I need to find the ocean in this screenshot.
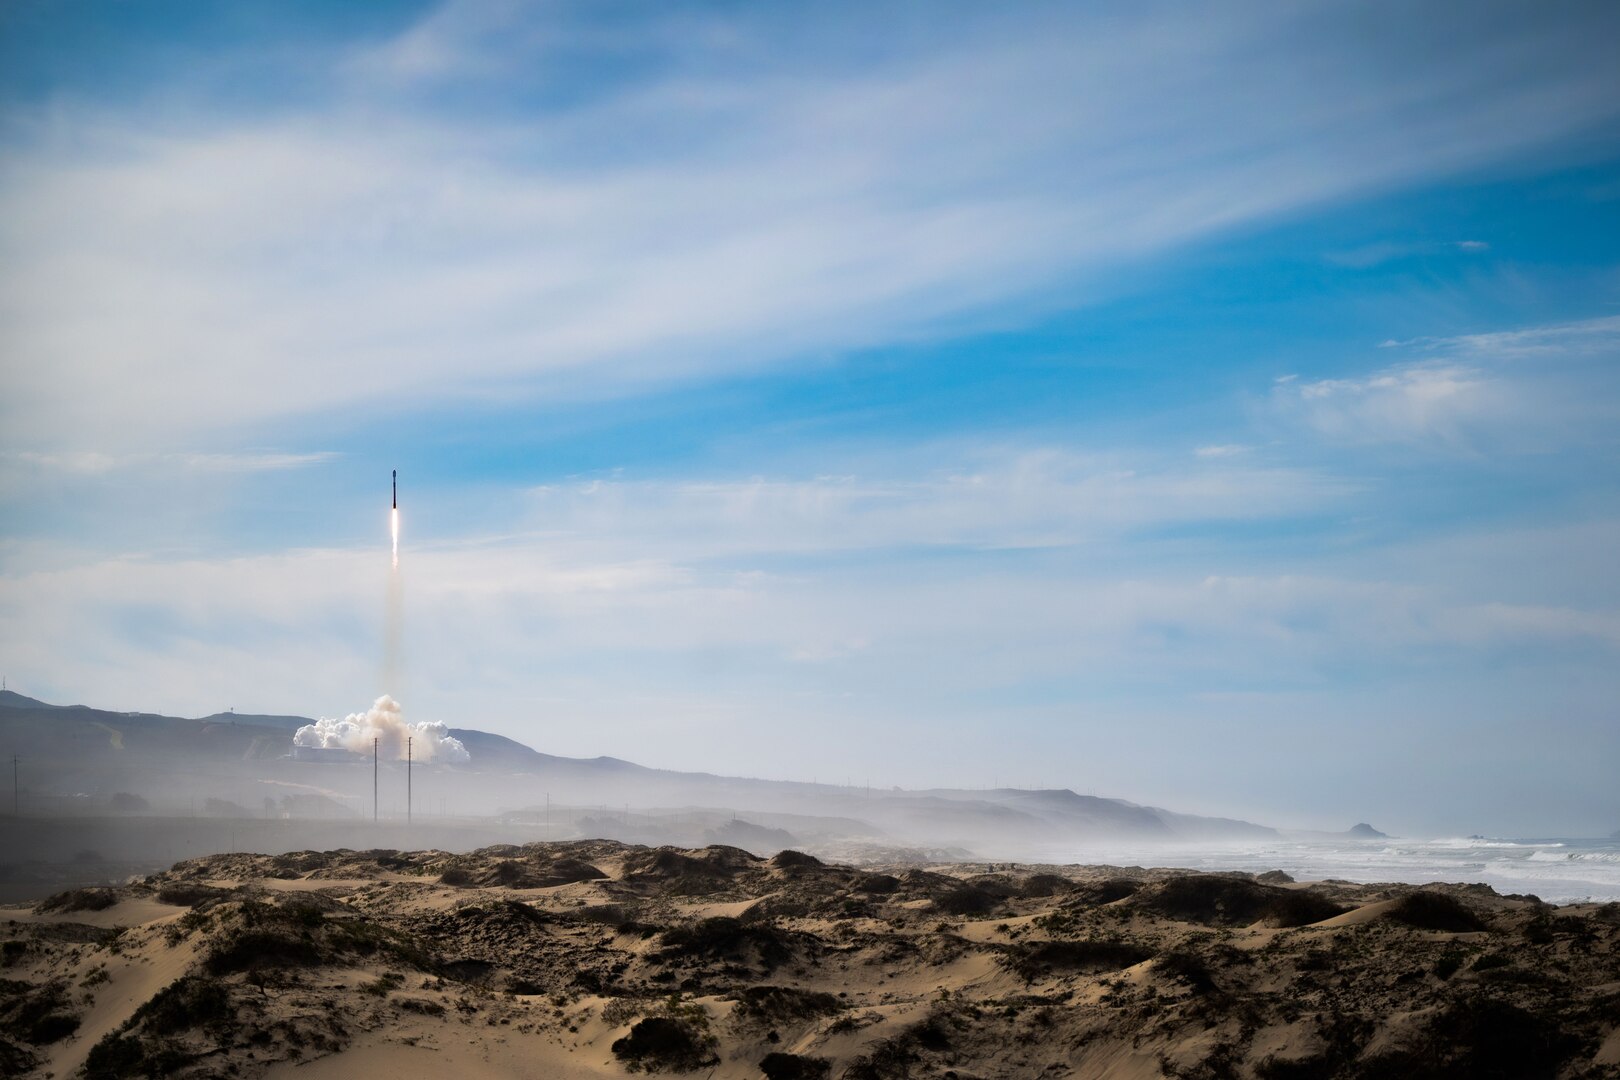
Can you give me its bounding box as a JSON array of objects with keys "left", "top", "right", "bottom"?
[{"left": 1049, "top": 835, "right": 1620, "bottom": 905}]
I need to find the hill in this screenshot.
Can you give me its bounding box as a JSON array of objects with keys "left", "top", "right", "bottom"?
[{"left": 0, "top": 692, "right": 1276, "bottom": 853}]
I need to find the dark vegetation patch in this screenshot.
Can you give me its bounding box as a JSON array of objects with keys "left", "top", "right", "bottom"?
[
  {"left": 1020, "top": 873, "right": 1073, "bottom": 898},
  {"left": 842, "top": 1014, "right": 959, "bottom": 1079},
  {"left": 83, "top": 1032, "right": 189, "bottom": 1080},
  {"left": 266, "top": 850, "right": 332, "bottom": 877},
  {"left": 398, "top": 997, "right": 445, "bottom": 1016},
  {"left": 610, "top": 1015, "right": 719, "bottom": 1072},
  {"left": 1474, "top": 965, "right": 1562, "bottom": 988},
  {"left": 658, "top": 917, "right": 803, "bottom": 973},
  {"left": 9, "top": 921, "right": 115, "bottom": 946},
  {"left": 619, "top": 847, "right": 767, "bottom": 899},
  {"left": 131, "top": 975, "right": 233, "bottom": 1036},
  {"left": 961, "top": 876, "right": 1020, "bottom": 899},
  {"left": 441, "top": 855, "right": 607, "bottom": 889},
  {"left": 360, "top": 972, "right": 405, "bottom": 997},
  {"left": 842, "top": 1037, "right": 918, "bottom": 1080},
  {"left": 691, "top": 845, "right": 766, "bottom": 872},
  {"left": 743, "top": 892, "right": 844, "bottom": 921},
  {"left": 443, "top": 959, "right": 497, "bottom": 985},
  {"left": 856, "top": 874, "right": 900, "bottom": 895},
  {"left": 1136, "top": 876, "right": 1344, "bottom": 927},
  {"left": 934, "top": 886, "right": 999, "bottom": 916},
  {"left": 1385, "top": 892, "right": 1488, "bottom": 933},
  {"left": 558, "top": 902, "right": 632, "bottom": 926},
  {"left": 622, "top": 846, "right": 761, "bottom": 884},
  {"left": 1261, "top": 890, "right": 1347, "bottom": 927},
  {"left": 1155, "top": 950, "right": 1219, "bottom": 995},
  {"left": 1066, "top": 878, "right": 1141, "bottom": 906},
  {"left": 35, "top": 886, "right": 119, "bottom": 913},
  {"left": 1520, "top": 912, "right": 1556, "bottom": 944},
  {"left": 154, "top": 883, "right": 232, "bottom": 909},
  {"left": 437, "top": 865, "right": 476, "bottom": 887},
  {"left": 1357, "top": 996, "right": 1572, "bottom": 1079},
  {"left": 1254, "top": 1055, "right": 1326, "bottom": 1079},
  {"left": 759, "top": 1050, "right": 831, "bottom": 1079},
  {"left": 451, "top": 899, "right": 551, "bottom": 929},
  {"left": 0, "top": 1035, "right": 36, "bottom": 1076},
  {"left": 1433, "top": 948, "right": 1466, "bottom": 980},
  {"left": 892, "top": 869, "right": 959, "bottom": 898},
  {"left": 770, "top": 850, "right": 823, "bottom": 869},
  {"left": 543, "top": 857, "right": 611, "bottom": 885},
  {"left": 728, "top": 984, "right": 843, "bottom": 1024},
  {"left": 0, "top": 978, "right": 79, "bottom": 1045},
  {"left": 1003, "top": 939, "right": 1154, "bottom": 980},
  {"left": 204, "top": 928, "right": 324, "bottom": 975},
  {"left": 202, "top": 897, "right": 437, "bottom": 977}
]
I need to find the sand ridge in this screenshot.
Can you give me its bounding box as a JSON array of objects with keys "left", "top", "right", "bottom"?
[{"left": 1, "top": 841, "right": 1616, "bottom": 1078}]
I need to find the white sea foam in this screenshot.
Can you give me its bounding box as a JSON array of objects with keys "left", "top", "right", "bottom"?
[
  {"left": 1527, "top": 849, "right": 1620, "bottom": 863},
  {"left": 1042, "top": 836, "right": 1620, "bottom": 904}
]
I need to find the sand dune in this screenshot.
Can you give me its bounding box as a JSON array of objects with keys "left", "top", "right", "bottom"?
[{"left": 2, "top": 841, "right": 1617, "bottom": 1078}]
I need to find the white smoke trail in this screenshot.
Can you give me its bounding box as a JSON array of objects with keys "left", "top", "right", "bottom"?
[
  {"left": 293, "top": 695, "right": 470, "bottom": 763},
  {"left": 384, "top": 554, "right": 402, "bottom": 698}
]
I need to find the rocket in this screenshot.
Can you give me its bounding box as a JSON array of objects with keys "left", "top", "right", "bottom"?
[{"left": 392, "top": 470, "right": 397, "bottom": 509}]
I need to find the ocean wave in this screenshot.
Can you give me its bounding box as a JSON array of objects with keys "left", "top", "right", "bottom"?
[
  {"left": 1048, "top": 839, "right": 1620, "bottom": 903},
  {"left": 1526, "top": 850, "right": 1620, "bottom": 864}
]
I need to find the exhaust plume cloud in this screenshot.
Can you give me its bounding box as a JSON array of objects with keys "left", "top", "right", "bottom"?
[{"left": 293, "top": 695, "right": 470, "bottom": 763}]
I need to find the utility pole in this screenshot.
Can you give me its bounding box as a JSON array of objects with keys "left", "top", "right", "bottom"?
[
  {"left": 407, "top": 736, "right": 412, "bottom": 825},
  {"left": 373, "top": 738, "right": 378, "bottom": 823}
]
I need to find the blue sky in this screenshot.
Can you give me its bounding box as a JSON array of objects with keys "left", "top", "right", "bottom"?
[{"left": 2, "top": 0, "right": 1619, "bottom": 835}]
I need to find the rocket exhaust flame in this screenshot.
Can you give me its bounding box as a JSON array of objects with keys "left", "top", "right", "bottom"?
[
  {"left": 390, "top": 469, "right": 399, "bottom": 567},
  {"left": 385, "top": 469, "right": 402, "bottom": 695}
]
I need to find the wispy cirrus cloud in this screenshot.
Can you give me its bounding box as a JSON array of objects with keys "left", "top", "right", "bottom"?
[
  {"left": 1377, "top": 314, "right": 1620, "bottom": 361},
  {"left": 524, "top": 449, "right": 1353, "bottom": 559},
  {"left": 5, "top": 520, "right": 1616, "bottom": 751},
  {"left": 6, "top": 450, "right": 337, "bottom": 475},
  {"left": 1324, "top": 238, "right": 1491, "bottom": 268},
  {"left": 1273, "top": 361, "right": 1500, "bottom": 448},
  {"left": 3, "top": 2, "right": 1619, "bottom": 450},
  {"left": 1273, "top": 315, "right": 1620, "bottom": 450}
]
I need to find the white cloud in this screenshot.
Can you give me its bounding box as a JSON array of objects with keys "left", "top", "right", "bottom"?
[
  {"left": 6, "top": 527, "right": 1616, "bottom": 739},
  {"left": 1385, "top": 314, "right": 1620, "bottom": 363},
  {"left": 5, "top": 450, "right": 335, "bottom": 475},
  {"left": 1324, "top": 238, "right": 1492, "bottom": 267},
  {"left": 3, "top": 3, "right": 1618, "bottom": 448},
  {"left": 1276, "top": 361, "right": 1498, "bottom": 447},
  {"left": 1275, "top": 315, "right": 1620, "bottom": 449},
  {"left": 522, "top": 449, "right": 1351, "bottom": 559}
]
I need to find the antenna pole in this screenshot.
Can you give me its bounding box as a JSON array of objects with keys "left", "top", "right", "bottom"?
[
  {"left": 11, "top": 756, "right": 17, "bottom": 817},
  {"left": 407, "top": 737, "right": 413, "bottom": 825},
  {"left": 373, "top": 738, "right": 378, "bottom": 822}
]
